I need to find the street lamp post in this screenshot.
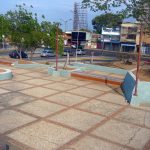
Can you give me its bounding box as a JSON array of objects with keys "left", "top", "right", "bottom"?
[
  {"left": 75, "top": 30, "right": 79, "bottom": 62},
  {"left": 61, "top": 19, "right": 72, "bottom": 32}
]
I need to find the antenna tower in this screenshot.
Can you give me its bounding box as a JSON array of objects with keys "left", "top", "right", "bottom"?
[{"left": 73, "top": 2, "right": 88, "bottom": 31}]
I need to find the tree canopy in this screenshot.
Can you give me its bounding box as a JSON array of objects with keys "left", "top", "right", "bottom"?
[
  {"left": 82, "top": 0, "right": 150, "bottom": 27},
  {"left": 0, "top": 4, "right": 64, "bottom": 58},
  {"left": 92, "top": 13, "right": 123, "bottom": 33}
]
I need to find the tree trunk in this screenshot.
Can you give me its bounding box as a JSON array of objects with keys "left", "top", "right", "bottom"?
[{"left": 30, "top": 48, "right": 36, "bottom": 60}]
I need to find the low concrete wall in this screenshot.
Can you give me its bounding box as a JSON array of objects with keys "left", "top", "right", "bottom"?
[
  {"left": 48, "top": 67, "right": 79, "bottom": 78},
  {"left": 131, "top": 82, "right": 150, "bottom": 106},
  {"left": 0, "top": 69, "right": 13, "bottom": 80},
  {"left": 73, "top": 63, "right": 127, "bottom": 75},
  {"left": 13, "top": 62, "right": 49, "bottom": 69}
]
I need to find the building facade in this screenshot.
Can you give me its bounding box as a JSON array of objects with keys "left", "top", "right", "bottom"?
[
  {"left": 101, "top": 27, "right": 120, "bottom": 51},
  {"left": 120, "top": 23, "right": 140, "bottom": 52}
]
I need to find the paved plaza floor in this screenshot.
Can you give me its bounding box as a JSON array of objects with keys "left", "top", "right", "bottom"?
[{"left": 0, "top": 65, "right": 150, "bottom": 150}]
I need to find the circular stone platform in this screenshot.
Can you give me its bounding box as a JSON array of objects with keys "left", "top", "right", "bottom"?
[{"left": 0, "top": 68, "right": 13, "bottom": 80}]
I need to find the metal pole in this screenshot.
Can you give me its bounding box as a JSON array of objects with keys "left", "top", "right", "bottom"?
[
  {"left": 2, "top": 35, "right": 5, "bottom": 49},
  {"left": 56, "top": 25, "right": 59, "bottom": 71},
  {"left": 134, "top": 24, "right": 143, "bottom": 96},
  {"left": 76, "top": 30, "right": 79, "bottom": 62}
]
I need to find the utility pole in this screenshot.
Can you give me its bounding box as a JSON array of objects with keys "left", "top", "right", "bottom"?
[
  {"left": 55, "top": 25, "right": 59, "bottom": 71},
  {"left": 75, "top": 30, "right": 79, "bottom": 62},
  {"left": 134, "top": 24, "right": 143, "bottom": 96}
]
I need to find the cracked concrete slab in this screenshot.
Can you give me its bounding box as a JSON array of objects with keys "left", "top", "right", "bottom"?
[
  {"left": 115, "top": 107, "right": 150, "bottom": 128},
  {"left": 92, "top": 119, "right": 150, "bottom": 149},
  {"left": 7, "top": 121, "right": 79, "bottom": 150},
  {"left": 66, "top": 136, "right": 129, "bottom": 150}
]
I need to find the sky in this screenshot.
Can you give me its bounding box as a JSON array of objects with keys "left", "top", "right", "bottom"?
[{"left": 0, "top": 0, "right": 99, "bottom": 31}]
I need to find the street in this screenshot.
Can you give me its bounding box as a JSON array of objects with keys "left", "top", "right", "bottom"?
[{"left": 0, "top": 47, "right": 149, "bottom": 62}]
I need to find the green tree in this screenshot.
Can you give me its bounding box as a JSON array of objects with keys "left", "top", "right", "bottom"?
[
  {"left": 2, "top": 4, "right": 64, "bottom": 59},
  {"left": 82, "top": 0, "right": 150, "bottom": 27},
  {"left": 6, "top": 4, "right": 42, "bottom": 59},
  {"left": 0, "top": 15, "right": 10, "bottom": 42},
  {"left": 92, "top": 13, "right": 123, "bottom": 33},
  {"left": 41, "top": 21, "right": 64, "bottom": 55}
]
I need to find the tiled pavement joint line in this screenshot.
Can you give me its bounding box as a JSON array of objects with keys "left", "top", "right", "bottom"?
[
  {"left": 45, "top": 91, "right": 111, "bottom": 118},
  {"left": 70, "top": 105, "right": 150, "bottom": 130},
  {"left": 44, "top": 119, "right": 83, "bottom": 134},
  {"left": 12, "top": 107, "right": 40, "bottom": 119},
  {"left": 42, "top": 90, "right": 107, "bottom": 108},
  {"left": 0, "top": 84, "right": 35, "bottom": 93},
  {"left": 57, "top": 104, "right": 130, "bottom": 150},
  {"left": 74, "top": 107, "right": 114, "bottom": 118},
  {"left": 143, "top": 139, "right": 150, "bottom": 150},
  {"left": 88, "top": 133, "right": 135, "bottom": 150},
  {"left": 0, "top": 135, "right": 35, "bottom": 150},
  {"left": 113, "top": 118, "right": 150, "bottom": 130},
  {"left": 0, "top": 97, "right": 40, "bottom": 114},
  {"left": 3, "top": 73, "right": 150, "bottom": 113},
  {"left": 95, "top": 98, "right": 127, "bottom": 106},
  {"left": 129, "top": 106, "right": 150, "bottom": 113},
  {"left": 40, "top": 83, "right": 107, "bottom": 100},
  {"left": 0, "top": 119, "right": 40, "bottom": 137},
  {"left": 1, "top": 106, "right": 72, "bottom": 136}
]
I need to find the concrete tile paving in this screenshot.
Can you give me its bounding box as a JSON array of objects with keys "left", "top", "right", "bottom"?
[
  {"left": 0, "top": 88, "right": 10, "bottom": 95},
  {"left": 7, "top": 121, "right": 79, "bottom": 150},
  {"left": 20, "top": 87, "right": 58, "bottom": 98},
  {"left": 68, "top": 87, "right": 104, "bottom": 98},
  {"left": 44, "top": 82, "right": 77, "bottom": 91},
  {"left": 92, "top": 119, "right": 150, "bottom": 149},
  {"left": 0, "top": 110, "right": 36, "bottom": 134},
  {"left": 45, "top": 92, "right": 88, "bottom": 106},
  {"left": 22, "top": 78, "right": 53, "bottom": 86},
  {"left": 0, "top": 82, "right": 33, "bottom": 91},
  {"left": 48, "top": 108, "right": 104, "bottom": 131},
  {"left": 17, "top": 100, "right": 65, "bottom": 117},
  {"left": 0, "top": 92, "right": 35, "bottom": 107},
  {"left": 0, "top": 65, "right": 149, "bottom": 150},
  {"left": 85, "top": 83, "right": 113, "bottom": 91},
  {"left": 12, "top": 75, "right": 32, "bottom": 81},
  {"left": 66, "top": 136, "right": 129, "bottom": 150},
  {"left": 62, "top": 78, "right": 91, "bottom": 86},
  {"left": 76, "top": 99, "right": 123, "bottom": 116},
  {"left": 97, "top": 92, "right": 127, "bottom": 105},
  {"left": 115, "top": 107, "right": 150, "bottom": 128}
]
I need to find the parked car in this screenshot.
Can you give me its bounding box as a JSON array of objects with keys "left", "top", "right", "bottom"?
[
  {"left": 76, "top": 49, "right": 86, "bottom": 55},
  {"left": 63, "top": 49, "right": 74, "bottom": 56},
  {"left": 71, "top": 44, "right": 76, "bottom": 49},
  {"left": 71, "top": 44, "right": 83, "bottom": 49},
  {"left": 9, "top": 50, "right": 28, "bottom": 59},
  {"left": 40, "top": 48, "right": 55, "bottom": 57}
]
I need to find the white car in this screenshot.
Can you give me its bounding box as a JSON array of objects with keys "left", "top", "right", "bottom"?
[
  {"left": 40, "top": 48, "right": 55, "bottom": 57},
  {"left": 76, "top": 49, "right": 86, "bottom": 55}
]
